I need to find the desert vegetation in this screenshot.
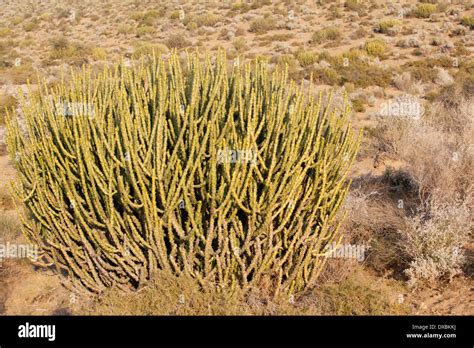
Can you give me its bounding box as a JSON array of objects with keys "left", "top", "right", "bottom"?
[{"left": 0, "top": 0, "right": 472, "bottom": 316}]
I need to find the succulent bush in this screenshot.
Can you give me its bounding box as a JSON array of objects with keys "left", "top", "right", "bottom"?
[{"left": 6, "top": 52, "right": 359, "bottom": 295}]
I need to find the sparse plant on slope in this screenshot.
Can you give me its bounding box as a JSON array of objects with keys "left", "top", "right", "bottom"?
[
  {"left": 401, "top": 199, "right": 472, "bottom": 287},
  {"left": 364, "top": 39, "right": 388, "bottom": 58},
  {"left": 412, "top": 3, "right": 437, "bottom": 18},
  {"left": 461, "top": 15, "right": 474, "bottom": 30}
]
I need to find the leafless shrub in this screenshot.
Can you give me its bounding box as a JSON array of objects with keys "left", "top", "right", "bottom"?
[
  {"left": 400, "top": 199, "right": 472, "bottom": 287},
  {"left": 375, "top": 95, "right": 473, "bottom": 203}
]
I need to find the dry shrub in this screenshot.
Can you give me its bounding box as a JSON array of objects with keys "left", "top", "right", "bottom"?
[
  {"left": 0, "top": 211, "right": 22, "bottom": 241},
  {"left": 249, "top": 17, "right": 276, "bottom": 34},
  {"left": 401, "top": 199, "right": 472, "bottom": 287},
  {"left": 7, "top": 52, "right": 359, "bottom": 295},
  {"left": 375, "top": 96, "right": 473, "bottom": 203},
  {"left": 343, "top": 174, "right": 417, "bottom": 277},
  {"left": 82, "top": 266, "right": 409, "bottom": 315},
  {"left": 0, "top": 186, "right": 16, "bottom": 210},
  {"left": 372, "top": 89, "right": 473, "bottom": 285},
  {"left": 165, "top": 33, "right": 190, "bottom": 49},
  {"left": 392, "top": 72, "right": 424, "bottom": 95}
]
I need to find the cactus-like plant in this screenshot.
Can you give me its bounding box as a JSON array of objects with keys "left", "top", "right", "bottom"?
[{"left": 6, "top": 51, "right": 360, "bottom": 295}]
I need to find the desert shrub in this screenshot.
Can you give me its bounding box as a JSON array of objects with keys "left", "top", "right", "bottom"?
[
  {"left": 165, "top": 34, "right": 190, "bottom": 49},
  {"left": 23, "top": 20, "right": 39, "bottom": 32},
  {"left": 392, "top": 71, "right": 420, "bottom": 93},
  {"left": 39, "top": 12, "right": 51, "bottom": 21},
  {"left": 311, "top": 27, "right": 341, "bottom": 44},
  {"left": 376, "top": 18, "right": 402, "bottom": 34},
  {"left": 50, "top": 36, "right": 69, "bottom": 52},
  {"left": 194, "top": 13, "right": 221, "bottom": 27},
  {"left": 461, "top": 16, "right": 474, "bottom": 29},
  {"left": 344, "top": 0, "right": 363, "bottom": 13},
  {"left": 454, "top": 41, "right": 469, "bottom": 56},
  {"left": 6, "top": 52, "right": 359, "bottom": 295},
  {"left": 351, "top": 98, "right": 366, "bottom": 112},
  {"left": 233, "top": 37, "right": 246, "bottom": 52},
  {"left": 131, "top": 43, "right": 168, "bottom": 59},
  {"left": 0, "top": 93, "right": 17, "bottom": 126},
  {"left": 402, "top": 56, "right": 455, "bottom": 84},
  {"left": 312, "top": 51, "right": 392, "bottom": 88},
  {"left": 328, "top": 5, "right": 343, "bottom": 19},
  {"left": 351, "top": 27, "right": 368, "bottom": 40},
  {"left": 0, "top": 63, "right": 37, "bottom": 84},
  {"left": 378, "top": 101, "right": 472, "bottom": 201},
  {"left": 135, "top": 26, "right": 155, "bottom": 37},
  {"left": 117, "top": 24, "right": 134, "bottom": 35},
  {"left": 272, "top": 55, "right": 302, "bottom": 80},
  {"left": 129, "top": 9, "right": 164, "bottom": 26},
  {"left": 83, "top": 265, "right": 409, "bottom": 315},
  {"left": 130, "top": 11, "right": 144, "bottom": 21},
  {"left": 142, "top": 9, "right": 163, "bottom": 22},
  {"left": 450, "top": 26, "right": 467, "bottom": 36},
  {"left": 363, "top": 39, "right": 388, "bottom": 58},
  {"left": 0, "top": 185, "right": 16, "bottom": 210},
  {"left": 10, "top": 17, "right": 23, "bottom": 26},
  {"left": 0, "top": 211, "right": 22, "bottom": 241},
  {"left": 249, "top": 17, "right": 276, "bottom": 34},
  {"left": 229, "top": 2, "right": 251, "bottom": 14},
  {"left": 170, "top": 11, "right": 181, "bottom": 20},
  {"left": 48, "top": 37, "right": 91, "bottom": 66},
  {"left": 250, "top": 0, "right": 272, "bottom": 9},
  {"left": 0, "top": 28, "right": 12, "bottom": 38},
  {"left": 184, "top": 19, "right": 198, "bottom": 31},
  {"left": 319, "top": 67, "right": 341, "bottom": 85},
  {"left": 343, "top": 167, "right": 423, "bottom": 275},
  {"left": 295, "top": 50, "right": 318, "bottom": 67},
  {"left": 412, "top": 3, "right": 437, "bottom": 18},
  {"left": 91, "top": 47, "right": 107, "bottom": 61},
  {"left": 256, "top": 33, "right": 294, "bottom": 44},
  {"left": 400, "top": 199, "right": 472, "bottom": 287}
]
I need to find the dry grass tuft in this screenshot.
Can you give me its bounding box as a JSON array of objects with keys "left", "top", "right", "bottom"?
[{"left": 81, "top": 266, "right": 410, "bottom": 315}]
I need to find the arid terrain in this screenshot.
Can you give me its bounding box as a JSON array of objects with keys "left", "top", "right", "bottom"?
[{"left": 0, "top": 0, "right": 473, "bottom": 315}]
